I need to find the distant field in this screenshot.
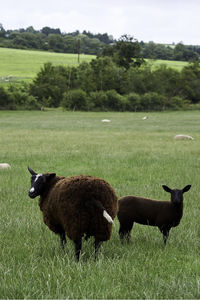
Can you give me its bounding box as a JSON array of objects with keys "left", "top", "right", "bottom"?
[
  {"left": 150, "top": 59, "right": 188, "bottom": 71},
  {"left": 0, "top": 47, "right": 188, "bottom": 85},
  {"left": 0, "top": 47, "right": 95, "bottom": 83}
]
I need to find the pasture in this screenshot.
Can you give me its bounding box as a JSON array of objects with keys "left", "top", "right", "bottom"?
[
  {"left": 0, "top": 47, "right": 95, "bottom": 83},
  {"left": 148, "top": 59, "right": 188, "bottom": 71},
  {"left": 0, "top": 47, "right": 188, "bottom": 85},
  {"left": 0, "top": 110, "right": 199, "bottom": 299}
]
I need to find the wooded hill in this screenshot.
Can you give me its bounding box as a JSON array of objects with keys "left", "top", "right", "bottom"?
[{"left": 0, "top": 24, "right": 199, "bottom": 61}]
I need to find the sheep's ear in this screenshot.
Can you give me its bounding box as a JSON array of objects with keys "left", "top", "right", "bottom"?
[
  {"left": 45, "top": 173, "right": 56, "bottom": 181},
  {"left": 182, "top": 185, "right": 191, "bottom": 193},
  {"left": 162, "top": 185, "right": 172, "bottom": 193},
  {"left": 28, "top": 166, "right": 37, "bottom": 175}
]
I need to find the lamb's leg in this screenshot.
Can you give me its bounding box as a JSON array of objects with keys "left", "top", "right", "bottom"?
[
  {"left": 94, "top": 239, "right": 102, "bottom": 260},
  {"left": 159, "top": 227, "right": 170, "bottom": 246},
  {"left": 119, "top": 221, "right": 134, "bottom": 244},
  {"left": 59, "top": 232, "right": 66, "bottom": 249},
  {"left": 163, "top": 230, "right": 170, "bottom": 245},
  {"left": 74, "top": 238, "right": 82, "bottom": 261}
]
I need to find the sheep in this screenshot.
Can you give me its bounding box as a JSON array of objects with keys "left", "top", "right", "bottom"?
[
  {"left": 101, "top": 119, "right": 111, "bottom": 123},
  {"left": 0, "top": 163, "right": 11, "bottom": 169},
  {"left": 174, "top": 134, "right": 194, "bottom": 140},
  {"left": 117, "top": 185, "right": 191, "bottom": 245},
  {"left": 28, "top": 167, "right": 118, "bottom": 261}
]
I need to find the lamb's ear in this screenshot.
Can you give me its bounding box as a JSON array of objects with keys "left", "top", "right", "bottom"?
[
  {"left": 28, "top": 166, "right": 37, "bottom": 175},
  {"left": 162, "top": 185, "right": 172, "bottom": 193},
  {"left": 182, "top": 185, "right": 191, "bottom": 193}
]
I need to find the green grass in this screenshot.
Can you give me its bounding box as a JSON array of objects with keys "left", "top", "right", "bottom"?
[
  {"left": 0, "top": 47, "right": 95, "bottom": 83},
  {"left": 0, "top": 110, "right": 199, "bottom": 299},
  {"left": 146, "top": 59, "right": 188, "bottom": 71}
]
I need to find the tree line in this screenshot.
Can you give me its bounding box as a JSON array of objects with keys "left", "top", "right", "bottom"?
[
  {"left": 0, "top": 24, "right": 114, "bottom": 55},
  {"left": 1, "top": 57, "right": 200, "bottom": 111},
  {"left": 0, "top": 24, "right": 200, "bottom": 60}
]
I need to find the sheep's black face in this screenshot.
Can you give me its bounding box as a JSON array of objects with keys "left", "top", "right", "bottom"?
[
  {"left": 29, "top": 174, "right": 46, "bottom": 198},
  {"left": 28, "top": 166, "right": 56, "bottom": 199}
]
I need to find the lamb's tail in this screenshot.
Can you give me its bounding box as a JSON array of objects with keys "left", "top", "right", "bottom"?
[{"left": 85, "top": 199, "right": 114, "bottom": 224}]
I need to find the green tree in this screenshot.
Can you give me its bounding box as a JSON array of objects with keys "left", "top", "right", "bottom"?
[
  {"left": 122, "top": 63, "right": 154, "bottom": 94},
  {"left": 142, "top": 42, "right": 174, "bottom": 60},
  {"left": 29, "top": 63, "right": 77, "bottom": 107},
  {"left": 174, "top": 43, "right": 198, "bottom": 61},
  {"left": 77, "top": 57, "right": 124, "bottom": 93},
  {"left": 153, "top": 65, "right": 181, "bottom": 97},
  {"left": 102, "top": 35, "right": 143, "bottom": 69},
  {"left": 0, "top": 23, "right": 6, "bottom": 38},
  {"left": 63, "top": 35, "right": 76, "bottom": 53},
  {"left": 48, "top": 34, "right": 64, "bottom": 52},
  {"left": 41, "top": 27, "right": 61, "bottom": 36},
  {"left": 180, "top": 62, "right": 200, "bottom": 103}
]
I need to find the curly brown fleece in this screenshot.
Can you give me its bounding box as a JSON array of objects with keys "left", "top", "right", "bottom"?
[{"left": 39, "top": 174, "right": 118, "bottom": 242}]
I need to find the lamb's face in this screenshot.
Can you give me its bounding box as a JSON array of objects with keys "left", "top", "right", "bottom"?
[
  {"left": 162, "top": 184, "right": 191, "bottom": 205},
  {"left": 29, "top": 173, "right": 45, "bottom": 198},
  {"left": 170, "top": 189, "right": 183, "bottom": 205}
]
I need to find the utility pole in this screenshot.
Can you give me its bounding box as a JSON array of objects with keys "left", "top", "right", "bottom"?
[{"left": 77, "top": 37, "right": 81, "bottom": 64}]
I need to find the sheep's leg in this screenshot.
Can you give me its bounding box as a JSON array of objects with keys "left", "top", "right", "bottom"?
[
  {"left": 119, "top": 222, "right": 134, "bottom": 244},
  {"left": 94, "top": 239, "right": 102, "bottom": 260},
  {"left": 59, "top": 232, "right": 66, "bottom": 249},
  {"left": 74, "top": 238, "right": 82, "bottom": 261}
]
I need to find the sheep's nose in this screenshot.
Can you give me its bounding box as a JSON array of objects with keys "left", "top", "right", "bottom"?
[{"left": 29, "top": 187, "right": 36, "bottom": 198}]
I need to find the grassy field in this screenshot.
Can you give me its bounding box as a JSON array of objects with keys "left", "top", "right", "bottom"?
[
  {"left": 0, "top": 110, "right": 199, "bottom": 299},
  {"left": 147, "top": 59, "right": 188, "bottom": 71},
  {"left": 0, "top": 47, "right": 188, "bottom": 85},
  {"left": 0, "top": 47, "right": 95, "bottom": 83}
]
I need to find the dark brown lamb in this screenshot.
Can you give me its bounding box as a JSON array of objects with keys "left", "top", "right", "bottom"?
[
  {"left": 118, "top": 185, "right": 191, "bottom": 245},
  {"left": 28, "top": 167, "right": 118, "bottom": 261}
]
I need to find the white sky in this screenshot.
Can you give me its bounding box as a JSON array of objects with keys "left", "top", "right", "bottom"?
[{"left": 1, "top": 0, "right": 200, "bottom": 45}]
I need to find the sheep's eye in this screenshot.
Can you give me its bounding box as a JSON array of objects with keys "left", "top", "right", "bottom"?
[{"left": 31, "top": 176, "right": 35, "bottom": 184}]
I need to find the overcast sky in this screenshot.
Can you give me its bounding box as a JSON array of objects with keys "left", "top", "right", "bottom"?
[{"left": 1, "top": 0, "right": 200, "bottom": 45}]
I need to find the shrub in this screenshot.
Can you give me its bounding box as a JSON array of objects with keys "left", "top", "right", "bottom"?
[
  {"left": 105, "top": 90, "right": 127, "bottom": 111},
  {"left": 140, "top": 92, "right": 167, "bottom": 111},
  {"left": 62, "top": 89, "right": 88, "bottom": 111},
  {"left": 126, "top": 92, "right": 142, "bottom": 111},
  {"left": 88, "top": 91, "right": 108, "bottom": 111},
  {"left": 0, "top": 86, "right": 16, "bottom": 110},
  {"left": 8, "top": 84, "right": 40, "bottom": 110},
  {"left": 165, "top": 96, "right": 190, "bottom": 110}
]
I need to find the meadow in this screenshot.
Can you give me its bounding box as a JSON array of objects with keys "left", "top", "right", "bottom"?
[
  {"left": 0, "top": 110, "right": 199, "bottom": 299},
  {"left": 147, "top": 59, "right": 188, "bottom": 71},
  {"left": 0, "top": 47, "right": 95, "bottom": 83},
  {"left": 0, "top": 47, "right": 188, "bottom": 85}
]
